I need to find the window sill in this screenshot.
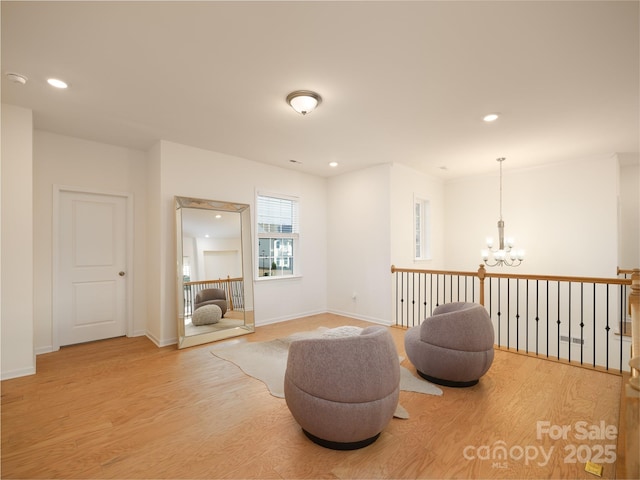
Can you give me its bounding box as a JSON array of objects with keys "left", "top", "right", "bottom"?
[{"left": 255, "top": 274, "right": 302, "bottom": 282}]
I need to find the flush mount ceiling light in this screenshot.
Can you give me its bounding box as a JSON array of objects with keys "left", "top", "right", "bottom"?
[
  {"left": 329, "top": 161, "right": 338, "bottom": 167},
  {"left": 286, "top": 90, "right": 322, "bottom": 115},
  {"left": 483, "top": 113, "right": 500, "bottom": 122},
  {"left": 47, "top": 78, "right": 68, "bottom": 89}
]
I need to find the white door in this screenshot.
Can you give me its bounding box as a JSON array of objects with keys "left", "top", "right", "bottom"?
[{"left": 56, "top": 190, "right": 128, "bottom": 346}]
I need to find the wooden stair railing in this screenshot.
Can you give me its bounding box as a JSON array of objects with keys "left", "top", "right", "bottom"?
[{"left": 391, "top": 264, "right": 635, "bottom": 372}]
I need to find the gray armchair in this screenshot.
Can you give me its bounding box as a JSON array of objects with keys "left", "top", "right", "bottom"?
[
  {"left": 284, "top": 326, "right": 400, "bottom": 450},
  {"left": 404, "top": 302, "right": 495, "bottom": 387},
  {"left": 193, "top": 288, "right": 227, "bottom": 317}
]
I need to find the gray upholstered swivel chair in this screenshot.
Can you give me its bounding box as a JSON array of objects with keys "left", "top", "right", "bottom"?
[
  {"left": 404, "top": 302, "right": 495, "bottom": 387},
  {"left": 193, "top": 288, "right": 227, "bottom": 317},
  {"left": 284, "top": 326, "right": 400, "bottom": 450}
]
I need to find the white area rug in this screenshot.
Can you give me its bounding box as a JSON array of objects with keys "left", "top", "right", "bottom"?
[{"left": 210, "top": 326, "right": 442, "bottom": 418}]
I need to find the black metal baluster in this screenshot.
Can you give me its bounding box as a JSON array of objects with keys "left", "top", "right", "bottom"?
[
  {"left": 417, "top": 273, "right": 421, "bottom": 327},
  {"left": 619, "top": 285, "right": 624, "bottom": 372},
  {"left": 450, "top": 275, "right": 453, "bottom": 303},
  {"left": 546, "top": 281, "right": 549, "bottom": 358},
  {"left": 535, "top": 280, "right": 540, "bottom": 356},
  {"left": 507, "top": 279, "right": 510, "bottom": 350},
  {"left": 429, "top": 274, "right": 434, "bottom": 317},
  {"left": 580, "top": 283, "right": 584, "bottom": 365},
  {"left": 464, "top": 275, "right": 468, "bottom": 302},
  {"left": 497, "top": 278, "right": 502, "bottom": 348},
  {"left": 516, "top": 279, "right": 520, "bottom": 352},
  {"left": 472, "top": 275, "right": 476, "bottom": 303},
  {"left": 592, "top": 283, "right": 596, "bottom": 368},
  {"left": 605, "top": 285, "right": 610, "bottom": 370},
  {"left": 526, "top": 279, "right": 530, "bottom": 354},
  {"left": 568, "top": 282, "right": 572, "bottom": 363},
  {"left": 400, "top": 272, "right": 405, "bottom": 327},
  {"left": 557, "top": 281, "right": 561, "bottom": 361},
  {"left": 411, "top": 272, "right": 416, "bottom": 328},
  {"left": 423, "top": 273, "right": 428, "bottom": 321},
  {"left": 406, "top": 272, "right": 410, "bottom": 328}
]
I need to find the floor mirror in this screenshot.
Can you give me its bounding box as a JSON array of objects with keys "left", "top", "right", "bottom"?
[{"left": 175, "top": 196, "right": 255, "bottom": 348}]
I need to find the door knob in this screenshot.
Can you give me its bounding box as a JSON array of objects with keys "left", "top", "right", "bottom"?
[{"left": 119, "top": 271, "right": 126, "bottom": 277}]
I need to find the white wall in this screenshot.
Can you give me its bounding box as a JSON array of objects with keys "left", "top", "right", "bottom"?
[
  {"left": 327, "top": 164, "right": 392, "bottom": 324},
  {"left": 444, "top": 155, "right": 619, "bottom": 277},
  {"left": 618, "top": 154, "right": 639, "bottom": 269},
  {"left": 147, "top": 140, "right": 328, "bottom": 346},
  {"left": 145, "top": 142, "right": 163, "bottom": 344},
  {"left": 444, "top": 155, "right": 625, "bottom": 371},
  {"left": 1, "top": 105, "right": 35, "bottom": 379},
  {"left": 390, "top": 163, "right": 446, "bottom": 270},
  {"left": 32, "top": 131, "right": 149, "bottom": 352},
  {"left": 3, "top": 112, "right": 633, "bottom": 377},
  {"left": 197, "top": 237, "right": 242, "bottom": 280}
]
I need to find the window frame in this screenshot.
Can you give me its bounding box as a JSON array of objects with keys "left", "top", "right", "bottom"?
[
  {"left": 255, "top": 191, "right": 301, "bottom": 280},
  {"left": 414, "top": 196, "right": 431, "bottom": 261}
]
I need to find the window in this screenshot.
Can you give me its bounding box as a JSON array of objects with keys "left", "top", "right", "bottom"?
[
  {"left": 256, "top": 192, "right": 299, "bottom": 278},
  {"left": 414, "top": 197, "right": 430, "bottom": 260}
]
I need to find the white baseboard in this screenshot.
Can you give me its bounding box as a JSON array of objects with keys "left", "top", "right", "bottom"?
[
  {"left": 255, "top": 309, "right": 326, "bottom": 327},
  {"left": 1, "top": 365, "right": 36, "bottom": 380},
  {"left": 145, "top": 331, "right": 177, "bottom": 348},
  {"left": 326, "top": 309, "right": 392, "bottom": 326},
  {"left": 35, "top": 345, "right": 55, "bottom": 355},
  {"left": 256, "top": 309, "right": 392, "bottom": 328}
]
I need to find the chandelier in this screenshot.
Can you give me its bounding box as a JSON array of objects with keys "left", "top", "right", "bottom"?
[{"left": 481, "top": 158, "right": 525, "bottom": 267}]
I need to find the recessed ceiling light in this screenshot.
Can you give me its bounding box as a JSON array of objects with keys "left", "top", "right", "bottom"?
[
  {"left": 47, "top": 78, "right": 68, "bottom": 89},
  {"left": 215, "top": 214, "right": 222, "bottom": 219},
  {"left": 5, "top": 72, "right": 28, "bottom": 85},
  {"left": 483, "top": 113, "right": 500, "bottom": 122},
  {"left": 329, "top": 162, "right": 338, "bottom": 167}
]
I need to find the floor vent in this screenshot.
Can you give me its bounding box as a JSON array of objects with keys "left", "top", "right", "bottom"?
[{"left": 560, "top": 335, "right": 585, "bottom": 346}]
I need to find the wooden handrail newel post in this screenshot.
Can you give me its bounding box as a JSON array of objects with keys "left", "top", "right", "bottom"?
[{"left": 477, "top": 264, "right": 486, "bottom": 307}]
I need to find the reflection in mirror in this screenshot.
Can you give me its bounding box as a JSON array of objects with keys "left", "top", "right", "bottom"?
[{"left": 175, "top": 197, "right": 255, "bottom": 348}]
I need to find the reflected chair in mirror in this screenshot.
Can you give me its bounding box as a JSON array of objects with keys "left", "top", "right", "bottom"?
[
  {"left": 404, "top": 302, "right": 495, "bottom": 387},
  {"left": 284, "top": 326, "right": 400, "bottom": 450},
  {"left": 193, "top": 288, "right": 227, "bottom": 317}
]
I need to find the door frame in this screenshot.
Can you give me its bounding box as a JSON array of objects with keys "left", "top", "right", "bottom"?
[{"left": 52, "top": 185, "right": 134, "bottom": 351}]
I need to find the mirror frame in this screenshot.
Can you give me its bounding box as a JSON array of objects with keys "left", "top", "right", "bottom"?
[{"left": 175, "top": 196, "right": 255, "bottom": 348}]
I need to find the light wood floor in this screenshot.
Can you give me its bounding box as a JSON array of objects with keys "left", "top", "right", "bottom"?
[{"left": 1, "top": 313, "right": 623, "bottom": 479}]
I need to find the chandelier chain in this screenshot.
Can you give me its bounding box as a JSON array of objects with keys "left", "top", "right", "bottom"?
[{"left": 498, "top": 157, "right": 504, "bottom": 220}]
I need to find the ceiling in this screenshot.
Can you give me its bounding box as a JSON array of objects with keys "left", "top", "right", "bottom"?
[
  {"left": 181, "top": 206, "right": 241, "bottom": 240},
  {"left": 2, "top": 1, "right": 638, "bottom": 179}
]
